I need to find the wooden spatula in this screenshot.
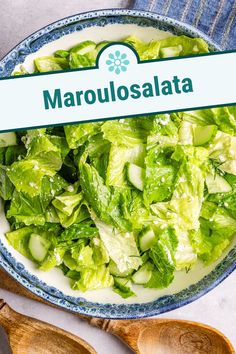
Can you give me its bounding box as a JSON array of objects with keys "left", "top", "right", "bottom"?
[
  {"left": 0, "top": 299, "right": 97, "bottom": 354},
  {"left": 85, "top": 317, "right": 235, "bottom": 354}
]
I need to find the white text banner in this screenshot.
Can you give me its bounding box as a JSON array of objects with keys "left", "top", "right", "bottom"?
[{"left": 0, "top": 44, "right": 235, "bottom": 132}]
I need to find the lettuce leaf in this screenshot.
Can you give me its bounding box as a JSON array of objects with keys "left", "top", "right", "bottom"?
[
  {"left": 79, "top": 162, "right": 111, "bottom": 219},
  {"left": 190, "top": 202, "right": 236, "bottom": 264},
  {"left": 182, "top": 107, "right": 236, "bottom": 135},
  {"left": 64, "top": 123, "right": 101, "bottom": 149},
  {"left": 72, "top": 265, "right": 113, "bottom": 291},
  {"left": 35, "top": 57, "right": 69, "bottom": 72},
  {"left": 7, "top": 175, "right": 67, "bottom": 226},
  {"left": 69, "top": 52, "right": 96, "bottom": 69},
  {"left": 170, "top": 145, "right": 208, "bottom": 230},
  {"left": 7, "top": 160, "right": 56, "bottom": 197},
  {"left": 59, "top": 221, "right": 98, "bottom": 241},
  {"left": 5, "top": 145, "right": 26, "bottom": 165},
  {"left": 80, "top": 162, "right": 131, "bottom": 230},
  {"left": 150, "top": 146, "right": 207, "bottom": 270},
  {"left": 102, "top": 119, "right": 147, "bottom": 147},
  {"left": 94, "top": 218, "right": 142, "bottom": 274},
  {"left": 209, "top": 131, "right": 236, "bottom": 175},
  {"left": 6, "top": 223, "right": 61, "bottom": 260},
  {"left": 144, "top": 115, "right": 178, "bottom": 204},
  {"left": 0, "top": 165, "right": 14, "bottom": 200},
  {"left": 144, "top": 145, "right": 177, "bottom": 203},
  {"left": 106, "top": 144, "right": 145, "bottom": 187},
  {"left": 6, "top": 226, "right": 35, "bottom": 259},
  {"left": 125, "top": 35, "right": 208, "bottom": 61},
  {"left": 53, "top": 192, "right": 83, "bottom": 216},
  {"left": 147, "top": 227, "right": 178, "bottom": 288},
  {"left": 26, "top": 135, "right": 66, "bottom": 171}
]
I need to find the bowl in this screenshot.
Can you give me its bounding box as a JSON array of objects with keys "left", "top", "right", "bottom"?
[{"left": 0, "top": 9, "right": 235, "bottom": 319}]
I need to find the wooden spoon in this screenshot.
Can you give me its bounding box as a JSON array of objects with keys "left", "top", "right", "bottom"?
[
  {"left": 85, "top": 317, "right": 235, "bottom": 354},
  {"left": 0, "top": 299, "right": 97, "bottom": 354}
]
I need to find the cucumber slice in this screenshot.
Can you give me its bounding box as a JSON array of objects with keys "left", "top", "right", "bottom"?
[
  {"left": 96, "top": 41, "right": 111, "bottom": 52},
  {"left": 109, "top": 260, "right": 133, "bottom": 277},
  {"left": 141, "top": 252, "right": 149, "bottom": 264},
  {"left": 139, "top": 227, "right": 156, "bottom": 252},
  {"left": 206, "top": 173, "right": 232, "bottom": 194},
  {"left": 160, "top": 45, "right": 182, "bottom": 58},
  {"left": 70, "top": 41, "right": 96, "bottom": 55},
  {"left": 114, "top": 277, "right": 132, "bottom": 289},
  {"left": 193, "top": 125, "right": 217, "bottom": 146},
  {"left": 126, "top": 163, "right": 145, "bottom": 191},
  {"left": 0, "top": 132, "right": 17, "bottom": 147},
  {"left": 28, "top": 234, "right": 50, "bottom": 262},
  {"left": 54, "top": 50, "right": 70, "bottom": 58},
  {"left": 113, "top": 277, "right": 135, "bottom": 298},
  {"left": 132, "top": 263, "right": 152, "bottom": 285}
]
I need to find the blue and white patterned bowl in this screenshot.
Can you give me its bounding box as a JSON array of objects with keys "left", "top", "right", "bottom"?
[{"left": 0, "top": 9, "right": 235, "bottom": 319}]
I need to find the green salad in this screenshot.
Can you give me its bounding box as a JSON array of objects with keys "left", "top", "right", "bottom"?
[{"left": 1, "top": 35, "right": 236, "bottom": 298}]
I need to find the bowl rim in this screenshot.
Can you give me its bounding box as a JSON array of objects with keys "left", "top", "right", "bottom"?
[
  {"left": 0, "top": 8, "right": 235, "bottom": 319},
  {"left": 0, "top": 8, "right": 221, "bottom": 65},
  {"left": 0, "top": 244, "right": 235, "bottom": 319}
]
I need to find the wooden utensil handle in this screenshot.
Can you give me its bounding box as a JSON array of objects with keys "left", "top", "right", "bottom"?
[
  {"left": 0, "top": 299, "right": 5, "bottom": 310},
  {"left": 0, "top": 301, "right": 23, "bottom": 334},
  {"left": 0, "top": 301, "right": 97, "bottom": 354},
  {"left": 86, "top": 318, "right": 236, "bottom": 354},
  {"left": 86, "top": 318, "right": 139, "bottom": 352}
]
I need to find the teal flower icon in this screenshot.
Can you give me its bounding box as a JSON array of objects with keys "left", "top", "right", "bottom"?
[{"left": 106, "top": 50, "right": 130, "bottom": 74}]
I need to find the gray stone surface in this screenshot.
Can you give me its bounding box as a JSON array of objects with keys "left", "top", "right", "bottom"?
[{"left": 0, "top": 0, "right": 132, "bottom": 59}]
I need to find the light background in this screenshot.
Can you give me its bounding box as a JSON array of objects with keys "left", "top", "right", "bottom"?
[{"left": 0, "top": 1, "right": 235, "bottom": 353}]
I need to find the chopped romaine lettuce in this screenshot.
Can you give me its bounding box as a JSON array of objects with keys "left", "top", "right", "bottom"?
[
  {"left": 102, "top": 119, "right": 147, "bottom": 147},
  {"left": 106, "top": 144, "right": 145, "bottom": 187},
  {"left": 125, "top": 35, "right": 209, "bottom": 61},
  {"left": 59, "top": 221, "right": 98, "bottom": 241},
  {"left": 7, "top": 159, "right": 55, "bottom": 197},
  {"left": 35, "top": 57, "right": 69, "bottom": 72},
  {"left": 64, "top": 123, "right": 101, "bottom": 149},
  {"left": 3, "top": 35, "right": 236, "bottom": 299},
  {"left": 72, "top": 265, "right": 113, "bottom": 291},
  {"left": 0, "top": 165, "right": 14, "bottom": 200},
  {"left": 94, "top": 218, "right": 142, "bottom": 274}
]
